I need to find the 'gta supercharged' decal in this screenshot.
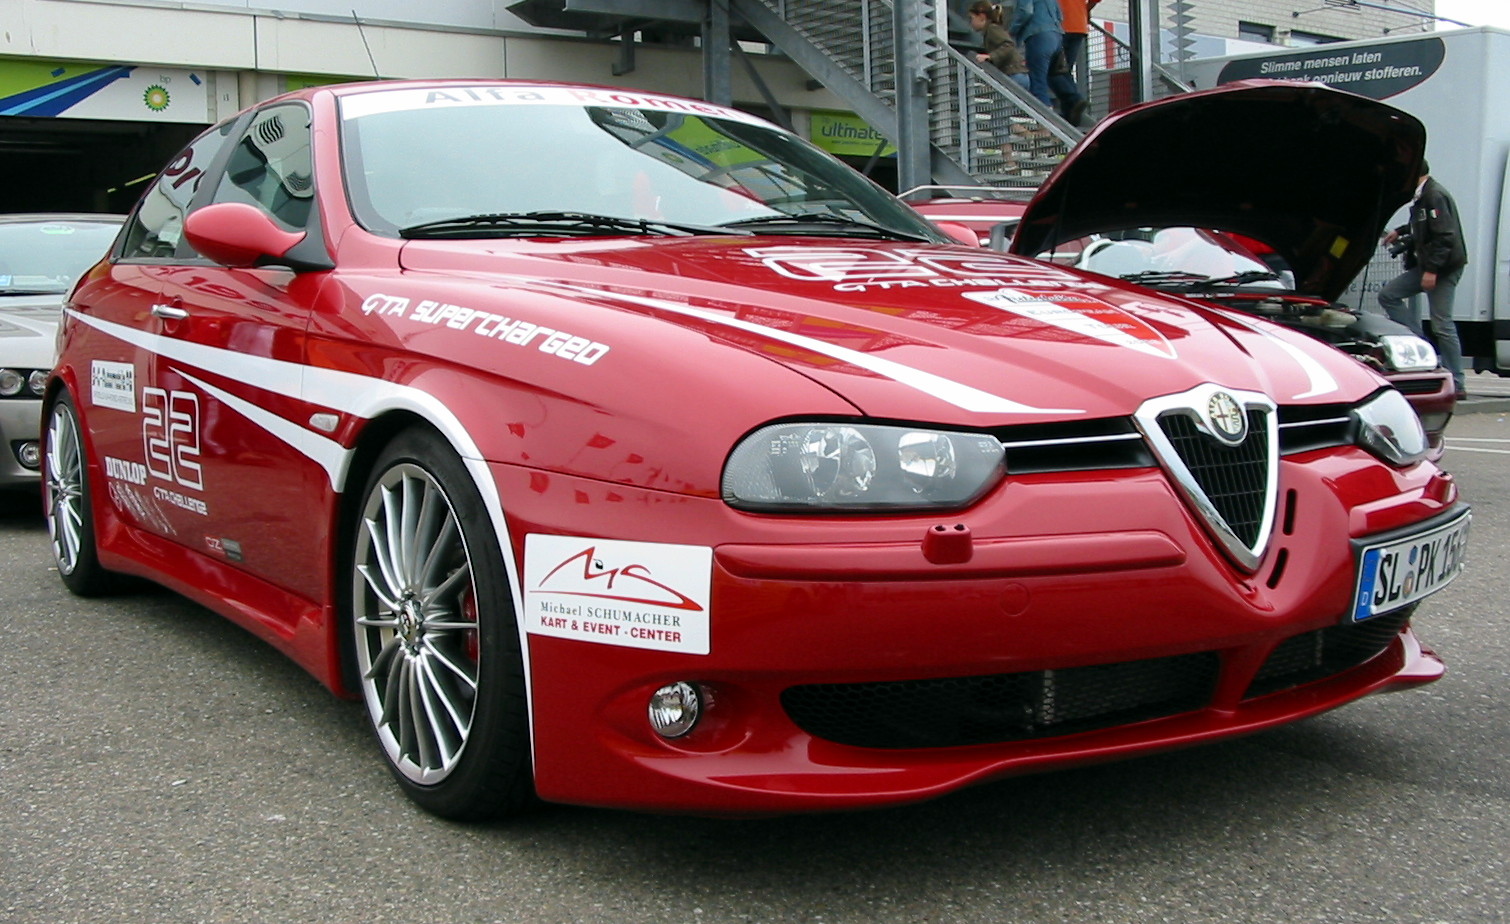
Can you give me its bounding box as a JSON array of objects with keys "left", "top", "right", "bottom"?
[
  {"left": 362, "top": 293, "right": 610, "bottom": 365},
  {"left": 523, "top": 535, "right": 712, "bottom": 655}
]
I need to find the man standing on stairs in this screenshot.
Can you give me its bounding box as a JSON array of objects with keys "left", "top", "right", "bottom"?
[{"left": 1008, "top": 0, "right": 1065, "bottom": 110}]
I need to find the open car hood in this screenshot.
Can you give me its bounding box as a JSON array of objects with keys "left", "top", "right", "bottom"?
[{"left": 1009, "top": 80, "right": 1425, "bottom": 302}]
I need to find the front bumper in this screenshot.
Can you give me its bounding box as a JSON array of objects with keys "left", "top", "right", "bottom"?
[
  {"left": 0, "top": 398, "right": 44, "bottom": 487},
  {"left": 501, "top": 451, "right": 1458, "bottom": 816}
]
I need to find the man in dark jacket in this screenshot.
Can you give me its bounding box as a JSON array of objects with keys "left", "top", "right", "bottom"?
[{"left": 1378, "top": 160, "right": 1469, "bottom": 397}]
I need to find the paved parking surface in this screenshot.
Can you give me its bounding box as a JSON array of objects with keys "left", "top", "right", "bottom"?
[{"left": 1, "top": 412, "right": 1506, "bottom": 924}]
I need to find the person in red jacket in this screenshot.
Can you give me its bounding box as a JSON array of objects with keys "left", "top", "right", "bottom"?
[{"left": 1057, "top": 0, "right": 1098, "bottom": 125}]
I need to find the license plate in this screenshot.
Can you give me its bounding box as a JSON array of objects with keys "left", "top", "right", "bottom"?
[{"left": 1352, "top": 510, "right": 1470, "bottom": 622}]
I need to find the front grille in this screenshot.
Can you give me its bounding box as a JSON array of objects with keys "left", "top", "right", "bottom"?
[
  {"left": 1245, "top": 607, "right": 1413, "bottom": 699},
  {"left": 1158, "top": 410, "right": 1270, "bottom": 547},
  {"left": 1393, "top": 379, "right": 1444, "bottom": 396},
  {"left": 1278, "top": 403, "right": 1354, "bottom": 455},
  {"left": 993, "top": 417, "right": 1154, "bottom": 474},
  {"left": 782, "top": 652, "right": 1221, "bottom": 749}
]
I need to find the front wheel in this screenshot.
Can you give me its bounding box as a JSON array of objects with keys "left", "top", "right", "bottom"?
[
  {"left": 348, "top": 427, "right": 532, "bottom": 820},
  {"left": 44, "top": 392, "right": 117, "bottom": 596}
]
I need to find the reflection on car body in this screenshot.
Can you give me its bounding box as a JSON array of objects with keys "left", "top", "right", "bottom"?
[{"left": 45, "top": 79, "right": 1468, "bottom": 820}]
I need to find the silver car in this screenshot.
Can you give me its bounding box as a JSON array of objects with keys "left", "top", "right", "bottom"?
[{"left": 0, "top": 214, "right": 123, "bottom": 488}]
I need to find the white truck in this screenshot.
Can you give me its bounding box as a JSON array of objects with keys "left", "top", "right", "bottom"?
[{"left": 1185, "top": 26, "right": 1510, "bottom": 373}]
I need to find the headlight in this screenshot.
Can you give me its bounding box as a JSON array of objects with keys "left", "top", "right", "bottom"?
[
  {"left": 1354, "top": 389, "right": 1429, "bottom": 466},
  {"left": 1378, "top": 334, "right": 1438, "bottom": 372},
  {"left": 723, "top": 422, "right": 1005, "bottom": 511},
  {"left": 27, "top": 370, "right": 48, "bottom": 396},
  {"left": 0, "top": 369, "right": 22, "bottom": 397}
]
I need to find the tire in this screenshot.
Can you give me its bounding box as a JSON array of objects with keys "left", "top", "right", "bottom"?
[
  {"left": 347, "top": 427, "right": 532, "bottom": 820},
  {"left": 44, "top": 392, "right": 117, "bottom": 596}
]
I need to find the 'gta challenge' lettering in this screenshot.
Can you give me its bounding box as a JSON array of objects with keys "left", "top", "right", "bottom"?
[{"left": 361, "top": 293, "right": 610, "bottom": 365}]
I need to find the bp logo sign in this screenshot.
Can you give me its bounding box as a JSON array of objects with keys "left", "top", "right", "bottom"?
[{"left": 143, "top": 85, "right": 170, "bottom": 112}]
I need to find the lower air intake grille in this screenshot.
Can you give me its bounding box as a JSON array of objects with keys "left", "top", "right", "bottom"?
[
  {"left": 1159, "top": 410, "right": 1270, "bottom": 547},
  {"left": 1393, "top": 379, "right": 1443, "bottom": 396},
  {"left": 1245, "top": 607, "right": 1413, "bottom": 699},
  {"left": 782, "top": 652, "right": 1221, "bottom": 749}
]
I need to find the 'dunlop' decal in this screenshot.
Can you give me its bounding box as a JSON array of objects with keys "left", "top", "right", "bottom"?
[{"left": 962, "top": 289, "right": 1177, "bottom": 359}]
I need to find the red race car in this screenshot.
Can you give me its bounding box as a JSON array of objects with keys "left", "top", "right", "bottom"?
[{"left": 45, "top": 79, "right": 1468, "bottom": 820}]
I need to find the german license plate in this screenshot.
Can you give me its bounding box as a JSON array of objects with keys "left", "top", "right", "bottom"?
[{"left": 1352, "top": 510, "right": 1470, "bottom": 622}]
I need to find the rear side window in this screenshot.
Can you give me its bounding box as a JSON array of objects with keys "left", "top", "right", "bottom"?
[
  {"left": 119, "top": 120, "right": 235, "bottom": 260},
  {"left": 211, "top": 102, "right": 315, "bottom": 231}
]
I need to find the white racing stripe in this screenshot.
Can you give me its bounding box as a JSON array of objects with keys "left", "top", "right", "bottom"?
[
  {"left": 516, "top": 278, "right": 1085, "bottom": 416},
  {"left": 1208, "top": 308, "right": 1339, "bottom": 400},
  {"left": 65, "top": 307, "right": 538, "bottom": 765}
]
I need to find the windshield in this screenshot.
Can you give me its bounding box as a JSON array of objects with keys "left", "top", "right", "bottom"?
[
  {"left": 1043, "top": 227, "right": 1294, "bottom": 290},
  {"left": 338, "top": 86, "right": 944, "bottom": 242},
  {"left": 0, "top": 219, "right": 121, "bottom": 295}
]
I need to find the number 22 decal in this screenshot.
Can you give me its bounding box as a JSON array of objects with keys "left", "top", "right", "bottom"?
[{"left": 143, "top": 387, "right": 203, "bottom": 489}]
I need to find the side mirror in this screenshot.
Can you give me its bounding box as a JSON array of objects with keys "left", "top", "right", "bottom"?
[
  {"left": 184, "top": 202, "right": 312, "bottom": 269},
  {"left": 934, "top": 221, "right": 981, "bottom": 247}
]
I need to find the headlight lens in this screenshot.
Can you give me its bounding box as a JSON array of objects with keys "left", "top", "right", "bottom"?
[
  {"left": 0, "top": 369, "right": 22, "bottom": 397},
  {"left": 27, "top": 370, "right": 48, "bottom": 396},
  {"left": 723, "top": 422, "right": 1005, "bottom": 511},
  {"left": 1378, "top": 334, "right": 1438, "bottom": 372},
  {"left": 1354, "top": 389, "right": 1429, "bottom": 466}
]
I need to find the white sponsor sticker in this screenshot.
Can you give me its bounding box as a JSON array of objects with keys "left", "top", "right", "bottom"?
[
  {"left": 90, "top": 360, "right": 136, "bottom": 412},
  {"left": 524, "top": 535, "right": 712, "bottom": 655},
  {"left": 339, "top": 85, "right": 764, "bottom": 125}
]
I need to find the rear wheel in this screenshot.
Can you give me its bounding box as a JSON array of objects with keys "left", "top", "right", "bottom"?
[
  {"left": 44, "top": 393, "right": 116, "bottom": 596},
  {"left": 348, "top": 427, "right": 532, "bottom": 820}
]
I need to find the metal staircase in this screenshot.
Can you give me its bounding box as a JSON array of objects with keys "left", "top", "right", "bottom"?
[
  {"left": 732, "top": 0, "right": 1080, "bottom": 190},
  {"left": 507, "top": 0, "right": 1193, "bottom": 193}
]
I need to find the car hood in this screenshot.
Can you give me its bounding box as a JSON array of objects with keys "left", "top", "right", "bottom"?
[
  {"left": 398, "top": 236, "right": 1383, "bottom": 424},
  {"left": 0, "top": 297, "right": 63, "bottom": 368},
  {"left": 1009, "top": 80, "right": 1426, "bottom": 302}
]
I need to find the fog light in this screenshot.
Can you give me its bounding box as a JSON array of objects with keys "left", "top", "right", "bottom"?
[
  {"left": 648, "top": 681, "right": 702, "bottom": 738},
  {"left": 16, "top": 440, "right": 40, "bottom": 469}
]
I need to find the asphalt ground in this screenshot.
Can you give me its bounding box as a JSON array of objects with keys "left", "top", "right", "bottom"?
[{"left": 1, "top": 411, "right": 1506, "bottom": 924}]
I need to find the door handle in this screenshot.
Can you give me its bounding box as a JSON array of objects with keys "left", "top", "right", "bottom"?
[{"left": 151, "top": 302, "right": 189, "bottom": 320}]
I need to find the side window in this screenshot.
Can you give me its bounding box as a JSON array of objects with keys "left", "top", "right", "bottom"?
[
  {"left": 119, "top": 120, "right": 236, "bottom": 260},
  {"left": 211, "top": 102, "right": 315, "bottom": 230}
]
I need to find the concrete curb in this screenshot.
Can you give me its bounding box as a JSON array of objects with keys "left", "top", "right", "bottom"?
[{"left": 1455, "top": 396, "right": 1510, "bottom": 415}]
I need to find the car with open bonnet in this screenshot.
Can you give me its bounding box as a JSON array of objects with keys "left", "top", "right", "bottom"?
[{"left": 45, "top": 78, "right": 1468, "bottom": 819}]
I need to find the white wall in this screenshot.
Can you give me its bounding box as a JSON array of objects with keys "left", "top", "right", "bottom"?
[{"left": 0, "top": 0, "right": 845, "bottom": 117}]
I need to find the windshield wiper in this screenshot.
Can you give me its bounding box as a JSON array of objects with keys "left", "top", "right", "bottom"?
[
  {"left": 722, "top": 213, "right": 929, "bottom": 242},
  {"left": 1117, "top": 270, "right": 1212, "bottom": 288},
  {"left": 1188, "top": 270, "right": 1283, "bottom": 290},
  {"left": 0, "top": 289, "right": 66, "bottom": 296},
  {"left": 399, "top": 210, "right": 748, "bottom": 239}
]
